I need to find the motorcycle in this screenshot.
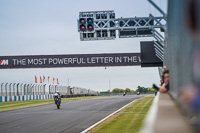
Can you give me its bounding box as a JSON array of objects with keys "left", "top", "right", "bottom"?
[
  {"left": 54, "top": 95, "right": 61, "bottom": 109},
  {"left": 123, "top": 92, "right": 126, "bottom": 96}
]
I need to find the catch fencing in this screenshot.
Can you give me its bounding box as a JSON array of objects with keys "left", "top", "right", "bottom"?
[
  {"left": 0, "top": 83, "right": 69, "bottom": 96},
  {"left": 0, "top": 82, "right": 98, "bottom": 102},
  {"left": 164, "top": 0, "right": 200, "bottom": 131}
]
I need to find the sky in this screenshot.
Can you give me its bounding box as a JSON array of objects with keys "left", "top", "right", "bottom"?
[{"left": 0, "top": 0, "right": 167, "bottom": 91}]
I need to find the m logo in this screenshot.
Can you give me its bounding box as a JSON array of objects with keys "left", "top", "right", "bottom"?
[{"left": 0, "top": 60, "right": 8, "bottom": 65}]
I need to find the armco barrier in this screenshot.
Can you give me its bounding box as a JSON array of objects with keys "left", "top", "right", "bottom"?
[{"left": 0, "top": 94, "right": 54, "bottom": 102}]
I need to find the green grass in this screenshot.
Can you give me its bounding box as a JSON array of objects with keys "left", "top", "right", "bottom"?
[
  {"left": 0, "top": 96, "right": 108, "bottom": 111},
  {"left": 88, "top": 96, "right": 154, "bottom": 133}
]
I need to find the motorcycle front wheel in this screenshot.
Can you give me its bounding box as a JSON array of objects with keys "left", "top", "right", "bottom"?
[{"left": 57, "top": 104, "right": 60, "bottom": 109}]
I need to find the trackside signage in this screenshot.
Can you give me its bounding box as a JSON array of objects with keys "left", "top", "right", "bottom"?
[{"left": 0, "top": 53, "right": 141, "bottom": 69}]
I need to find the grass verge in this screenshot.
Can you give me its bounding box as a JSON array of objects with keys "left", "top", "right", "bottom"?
[
  {"left": 0, "top": 96, "right": 108, "bottom": 111},
  {"left": 88, "top": 96, "right": 154, "bottom": 133}
]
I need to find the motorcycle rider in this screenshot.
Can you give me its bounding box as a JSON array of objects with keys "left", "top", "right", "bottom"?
[
  {"left": 123, "top": 92, "right": 126, "bottom": 96},
  {"left": 53, "top": 91, "right": 61, "bottom": 104}
]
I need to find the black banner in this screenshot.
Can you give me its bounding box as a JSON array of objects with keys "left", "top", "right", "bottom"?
[
  {"left": 140, "top": 41, "right": 163, "bottom": 67},
  {"left": 0, "top": 53, "right": 141, "bottom": 69}
]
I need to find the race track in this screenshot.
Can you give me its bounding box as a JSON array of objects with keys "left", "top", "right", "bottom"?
[{"left": 0, "top": 95, "right": 146, "bottom": 133}]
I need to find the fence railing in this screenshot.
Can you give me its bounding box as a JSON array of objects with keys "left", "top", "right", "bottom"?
[{"left": 0, "top": 82, "right": 98, "bottom": 97}]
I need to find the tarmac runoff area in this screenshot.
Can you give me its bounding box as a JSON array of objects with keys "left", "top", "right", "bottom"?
[{"left": 0, "top": 95, "right": 146, "bottom": 133}]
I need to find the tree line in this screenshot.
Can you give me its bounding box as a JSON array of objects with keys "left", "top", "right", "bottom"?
[{"left": 111, "top": 86, "right": 155, "bottom": 93}]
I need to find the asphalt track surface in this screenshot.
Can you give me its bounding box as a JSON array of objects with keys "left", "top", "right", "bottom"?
[{"left": 0, "top": 95, "right": 146, "bottom": 133}]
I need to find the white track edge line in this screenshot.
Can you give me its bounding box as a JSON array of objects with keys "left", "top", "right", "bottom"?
[{"left": 81, "top": 96, "right": 145, "bottom": 133}]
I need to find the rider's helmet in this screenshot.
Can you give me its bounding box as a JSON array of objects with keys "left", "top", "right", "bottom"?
[{"left": 56, "top": 91, "right": 60, "bottom": 94}]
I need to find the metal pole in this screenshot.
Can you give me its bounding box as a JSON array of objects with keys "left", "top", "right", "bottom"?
[
  {"left": 32, "top": 84, "right": 35, "bottom": 95},
  {"left": 147, "top": 0, "right": 167, "bottom": 17},
  {"left": 5, "top": 83, "right": 8, "bottom": 96},
  {"left": 1, "top": 83, "right": 4, "bottom": 96},
  {"left": 13, "top": 83, "right": 16, "bottom": 96},
  {"left": 20, "top": 83, "right": 23, "bottom": 95},
  {"left": 109, "top": 79, "right": 111, "bottom": 91},
  {"left": 9, "top": 83, "right": 12, "bottom": 96}
]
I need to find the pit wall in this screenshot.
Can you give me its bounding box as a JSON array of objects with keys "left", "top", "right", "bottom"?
[{"left": 0, "top": 94, "right": 54, "bottom": 102}]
